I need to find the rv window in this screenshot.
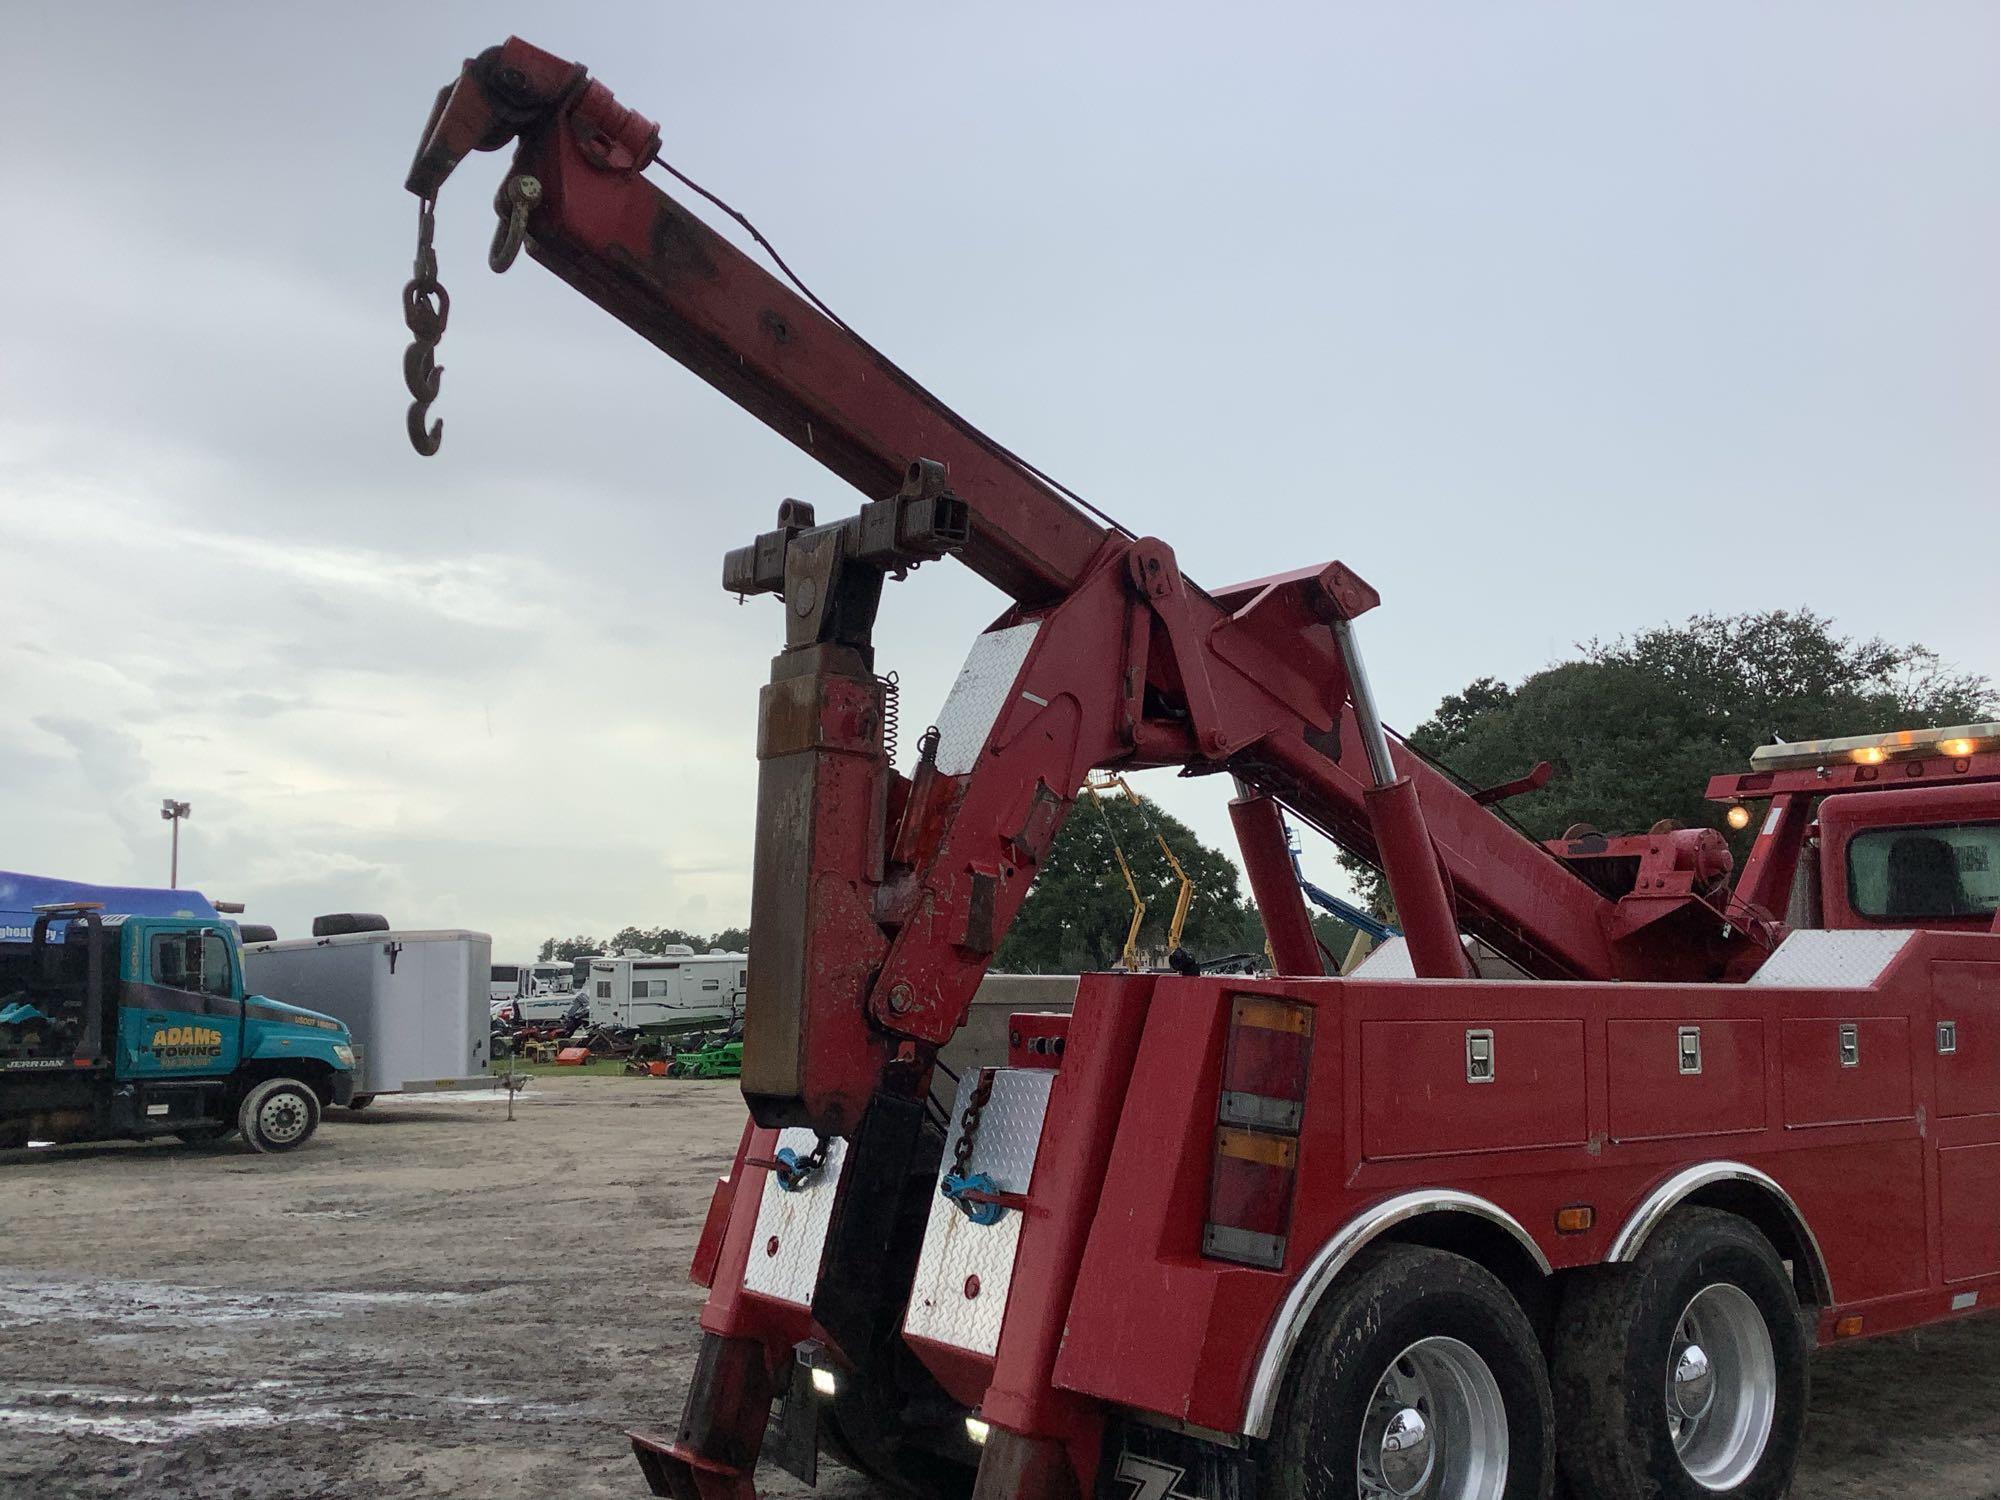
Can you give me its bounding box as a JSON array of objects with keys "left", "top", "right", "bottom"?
[
  {"left": 1848, "top": 821, "right": 1999, "bottom": 920},
  {"left": 632, "top": 981, "right": 648, "bottom": 1000},
  {"left": 491, "top": 965, "right": 520, "bottom": 983},
  {"left": 596, "top": 981, "right": 611, "bottom": 1000},
  {"left": 702, "top": 979, "right": 720, "bottom": 991}
]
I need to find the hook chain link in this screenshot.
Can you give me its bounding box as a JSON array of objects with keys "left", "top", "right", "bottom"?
[{"left": 402, "top": 198, "right": 450, "bottom": 456}]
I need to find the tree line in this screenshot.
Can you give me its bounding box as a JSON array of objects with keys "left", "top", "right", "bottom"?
[
  {"left": 540, "top": 611, "right": 1992, "bottom": 970},
  {"left": 538, "top": 927, "right": 750, "bottom": 962}
]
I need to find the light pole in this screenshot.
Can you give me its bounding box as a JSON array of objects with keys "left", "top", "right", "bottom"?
[{"left": 161, "top": 799, "right": 191, "bottom": 887}]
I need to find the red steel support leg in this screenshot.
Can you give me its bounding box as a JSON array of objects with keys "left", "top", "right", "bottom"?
[
  {"left": 1330, "top": 616, "right": 1471, "bottom": 979},
  {"left": 632, "top": 1332, "right": 776, "bottom": 1499},
  {"left": 1230, "top": 787, "right": 1324, "bottom": 976},
  {"left": 1731, "top": 792, "right": 1811, "bottom": 924},
  {"left": 631, "top": 1127, "right": 800, "bottom": 1497},
  {"left": 1364, "top": 776, "right": 1472, "bottom": 977}
]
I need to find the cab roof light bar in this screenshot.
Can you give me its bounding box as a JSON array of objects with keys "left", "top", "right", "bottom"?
[{"left": 1748, "top": 723, "right": 1999, "bottom": 774}]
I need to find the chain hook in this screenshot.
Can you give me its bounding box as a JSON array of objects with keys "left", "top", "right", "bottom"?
[
  {"left": 774, "top": 1133, "right": 834, "bottom": 1193},
  {"left": 489, "top": 175, "right": 543, "bottom": 274},
  {"left": 402, "top": 197, "right": 450, "bottom": 456}
]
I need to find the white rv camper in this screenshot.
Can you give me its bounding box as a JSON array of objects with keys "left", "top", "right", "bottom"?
[
  {"left": 585, "top": 948, "right": 747, "bottom": 1031},
  {"left": 490, "top": 959, "right": 578, "bottom": 1022}
]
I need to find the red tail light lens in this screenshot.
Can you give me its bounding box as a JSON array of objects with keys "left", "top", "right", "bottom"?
[{"left": 1204, "top": 995, "right": 1315, "bottom": 1269}]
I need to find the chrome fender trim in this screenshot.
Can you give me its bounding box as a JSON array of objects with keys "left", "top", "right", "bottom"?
[
  {"left": 1608, "top": 1160, "right": 1834, "bottom": 1305},
  {"left": 1240, "top": 1190, "right": 1551, "bottom": 1440}
]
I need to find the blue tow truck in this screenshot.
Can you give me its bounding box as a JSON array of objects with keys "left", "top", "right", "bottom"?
[{"left": 0, "top": 873, "right": 356, "bottom": 1154}]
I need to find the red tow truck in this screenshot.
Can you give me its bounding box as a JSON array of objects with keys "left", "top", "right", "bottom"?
[{"left": 402, "top": 40, "right": 1998, "bottom": 1500}]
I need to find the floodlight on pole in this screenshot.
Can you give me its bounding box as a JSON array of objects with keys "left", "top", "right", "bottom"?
[{"left": 160, "top": 799, "right": 191, "bottom": 887}]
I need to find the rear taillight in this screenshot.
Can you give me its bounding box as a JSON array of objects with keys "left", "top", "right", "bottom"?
[{"left": 1203, "top": 995, "right": 1315, "bottom": 1269}]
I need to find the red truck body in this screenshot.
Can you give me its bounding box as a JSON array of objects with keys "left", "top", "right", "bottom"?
[{"left": 401, "top": 40, "right": 1998, "bottom": 1500}]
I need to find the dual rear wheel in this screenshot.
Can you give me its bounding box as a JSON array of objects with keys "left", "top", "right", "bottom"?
[{"left": 1263, "top": 1210, "right": 1808, "bottom": 1500}]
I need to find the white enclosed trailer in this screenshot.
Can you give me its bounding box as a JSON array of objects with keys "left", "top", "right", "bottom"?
[
  {"left": 243, "top": 929, "right": 492, "bottom": 1105},
  {"left": 585, "top": 948, "right": 747, "bottom": 1031}
]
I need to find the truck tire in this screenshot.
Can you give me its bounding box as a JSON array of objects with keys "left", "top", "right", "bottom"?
[
  {"left": 1551, "top": 1208, "right": 1808, "bottom": 1500},
  {"left": 238, "top": 1078, "right": 322, "bottom": 1153},
  {"left": 310, "top": 912, "right": 389, "bottom": 936},
  {"left": 1261, "top": 1244, "right": 1554, "bottom": 1500}
]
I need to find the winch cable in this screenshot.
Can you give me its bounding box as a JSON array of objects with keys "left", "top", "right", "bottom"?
[{"left": 646, "top": 156, "right": 1136, "bottom": 541}]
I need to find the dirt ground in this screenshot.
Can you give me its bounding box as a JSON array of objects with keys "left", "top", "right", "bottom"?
[{"left": 0, "top": 1077, "right": 1992, "bottom": 1500}]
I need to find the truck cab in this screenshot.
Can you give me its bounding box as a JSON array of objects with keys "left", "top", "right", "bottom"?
[
  {"left": 0, "top": 902, "right": 355, "bottom": 1153},
  {"left": 1708, "top": 724, "right": 2001, "bottom": 936}
]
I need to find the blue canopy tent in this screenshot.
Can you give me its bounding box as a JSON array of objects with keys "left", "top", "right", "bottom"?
[{"left": 0, "top": 872, "right": 220, "bottom": 944}]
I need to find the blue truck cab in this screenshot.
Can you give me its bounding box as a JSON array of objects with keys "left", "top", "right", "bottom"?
[{"left": 0, "top": 896, "right": 355, "bottom": 1154}]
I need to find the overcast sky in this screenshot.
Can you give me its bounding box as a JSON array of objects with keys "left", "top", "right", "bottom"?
[{"left": 2, "top": 3, "right": 1993, "bottom": 960}]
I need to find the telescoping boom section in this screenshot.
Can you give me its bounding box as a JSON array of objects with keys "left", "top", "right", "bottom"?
[{"left": 405, "top": 40, "right": 1998, "bottom": 1500}]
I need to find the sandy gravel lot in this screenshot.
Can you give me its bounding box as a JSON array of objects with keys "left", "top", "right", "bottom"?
[{"left": 0, "top": 1077, "right": 1991, "bottom": 1499}]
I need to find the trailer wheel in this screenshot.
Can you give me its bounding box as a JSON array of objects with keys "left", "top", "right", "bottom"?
[
  {"left": 1261, "top": 1244, "right": 1553, "bottom": 1500},
  {"left": 238, "top": 1078, "right": 322, "bottom": 1153},
  {"left": 1552, "top": 1208, "right": 1808, "bottom": 1500}
]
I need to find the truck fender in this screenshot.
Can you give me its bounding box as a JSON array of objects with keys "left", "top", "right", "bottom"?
[
  {"left": 1239, "top": 1189, "right": 1550, "bottom": 1440},
  {"left": 1607, "top": 1160, "right": 1834, "bottom": 1307}
]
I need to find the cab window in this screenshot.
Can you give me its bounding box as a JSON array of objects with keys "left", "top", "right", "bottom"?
[
  {"left": 1847, "top": 822, "right": 1998, "bottom": 920},
  {"left": 151, "top": 931, "right": 234, "bottom": 998}
]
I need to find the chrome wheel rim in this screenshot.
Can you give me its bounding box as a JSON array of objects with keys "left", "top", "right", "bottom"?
[
  {"left": 1667, "top": 1283, "right": 1775, "bottom": 1490},
  {"left": 257, "top": 1091, "right": 310, "bottom": 1145},
  {"left": 1356, "top": 1336, "right": 1509, "bottom": 1500}
]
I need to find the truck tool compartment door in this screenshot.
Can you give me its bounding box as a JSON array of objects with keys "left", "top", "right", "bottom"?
[{"left": 120, "top": 928, "right": 242, "bottom": 1079}]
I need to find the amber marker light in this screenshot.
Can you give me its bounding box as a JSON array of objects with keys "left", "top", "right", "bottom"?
[
  {"left": 1555, "top": 1205, "right": 1594, "bottom": 1234},
  {"left": 1941, "top": 737, "right": 1977, "bottom": 757},
  {"left": 1850, "top": 746, "right": 1887, "bottom": 765}
]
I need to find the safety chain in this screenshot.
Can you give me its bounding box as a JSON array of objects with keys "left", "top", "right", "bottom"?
[
  {"left": 941, "top": 1069, "right": 1005, "bottom": 1222},
  {"left": 402, "top": 198, "right": 451, "bottom": 456},
  {"left": 950, "top": 1068, "right": 995, "bottom": 1183}
]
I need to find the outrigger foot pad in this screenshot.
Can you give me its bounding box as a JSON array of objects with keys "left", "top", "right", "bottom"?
[{"left": 629, "top": 1429, "right": 756, "bottom": 1500}]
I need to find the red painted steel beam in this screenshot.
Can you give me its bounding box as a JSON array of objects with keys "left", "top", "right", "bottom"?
[
  {"left": 405, "top": 39, "right": 1751, "bottom": 995},
  {"left": 1706, "top": 751, "right": 1999, "bottom": 803},
  {"left": 1228, "top": 788, "right": 1324, "bottom": 976},
  {"left": 409, "top": 37, "right": 1109, "bottom": 606}
]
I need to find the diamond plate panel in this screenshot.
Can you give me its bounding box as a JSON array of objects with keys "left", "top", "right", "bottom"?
[
  {"left": 902, "top": 1068, "right": 1054, "bottom": 1356},
  {"left": 741, "top": 1127, "right": 847, "bottom": 1306},
  {"left": 1745, "top": 929, "right": 1915, "bottom": 989},
  {"left": 932, "top": 622, "right": 1042, "bottom": 776},
  {"left": 1350, "top": 937, "right": 1413, "bottom": 979}
]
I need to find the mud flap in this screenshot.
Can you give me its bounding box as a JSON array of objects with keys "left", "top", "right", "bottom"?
[
  {"left": 1097, "top": 1420, "right": 1255, "bottom": 1500},
  {"left": 811, "top": 1090, "right": 929, "bottom": 1356},
  {"left": 763, "top": 1354, "right": 819, "bottom": 1487}
]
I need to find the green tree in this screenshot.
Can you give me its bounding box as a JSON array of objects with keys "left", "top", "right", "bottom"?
[
  {"left": 1341, "top": 609, "right": 1994, "bottom": 907},
  {"left": 994, "top": 790, "right": 1256, "bottom": 972}
]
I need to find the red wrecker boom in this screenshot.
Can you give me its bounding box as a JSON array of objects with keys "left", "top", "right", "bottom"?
[
  {"left": 403, "top": 39, "right": 1997, "bottom": 1500},
  {"left": 406, "top": 37, "right": 1765, "bottom": 1136}
]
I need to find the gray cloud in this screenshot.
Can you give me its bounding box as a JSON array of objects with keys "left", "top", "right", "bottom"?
[{"left": 1, "top": 1, "right": 1991, "bottom": 957}]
